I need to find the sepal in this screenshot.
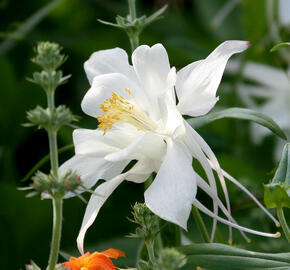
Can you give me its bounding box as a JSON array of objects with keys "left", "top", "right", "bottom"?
[
  {"left": 264, "top": 143, "right": 290, "bottom": 209},
  {"left": 27, "top": 70, "right": 71, "bottom": 92},
  {"left": 24, "top": 105, "right": 78, "bottom": 131},
  {"left": 21, "top": 169, "right": 82, "bottom": 197}
]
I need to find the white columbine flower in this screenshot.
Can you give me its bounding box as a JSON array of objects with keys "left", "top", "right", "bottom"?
[
  {"left": 227, "top": 61, "right": 290, "bottom": 160},
  {"left": 61, "top": 41, "right": 280, "bottom": 253}
]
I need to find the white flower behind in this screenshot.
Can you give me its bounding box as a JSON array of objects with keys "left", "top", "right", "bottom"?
[
  {"left": 60, "top": 42, "right": 280, "bottom": 254},
  {"left": 227, "top": 60, "right": 290, "bottom": 160}
]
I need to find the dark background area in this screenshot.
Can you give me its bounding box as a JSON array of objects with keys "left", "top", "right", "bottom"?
[{"left": 0, "top": 0, "right": 289, "bottom": 268}]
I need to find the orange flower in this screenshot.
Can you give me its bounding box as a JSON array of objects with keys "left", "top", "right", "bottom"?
[{"left": 63, "top": 248, "right": 125, "bottom": 270}]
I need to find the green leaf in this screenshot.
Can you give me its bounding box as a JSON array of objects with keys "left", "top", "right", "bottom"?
[
  {"left": 272, "top": 144, "right": 290, "bottom": 186},
  {"left": 177, "top": 243, "right": 290, "bottom": 270},
  {"left": 264, "top": 184, "right": 290, "bottom": 209},
  {"left": 270, "top": 42, "right": 290, "bottom": 53},
  {"left": 20, "top": 144, "right": 73, "bottom": 182},
  {"left": 187, "top": 107, "right": 287, "bottom": 140}
]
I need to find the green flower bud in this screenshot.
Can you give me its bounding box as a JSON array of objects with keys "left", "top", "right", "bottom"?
[
  {"left": 153, "top": 248, "right": 187, "bottom": 270},
  {"left": 24, "top": 105, "right": 78, "bottom": 131},
  {"left": 32, "top": 41, "right": 67, "bottom": 71},
  {"left": 28, "top": 70, "right": 70, "bottom": 92},
  {"left": 27, "top": 169, "right": 82, "bottom": 197},
  {"left": 129, "top": 203, "right": 160, "bottom": 242}
]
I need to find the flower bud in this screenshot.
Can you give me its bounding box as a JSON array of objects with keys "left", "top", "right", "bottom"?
[
  {"left": 153, "top": 248, "right": 187, "bottom": 270},
  {"left": 32, "top": 41, "right": 67, "bottom": 71},
  {"left": 129, "top": 203, "right": 159, "bottom": 241},
  {"left": 24, "top": 105, "right": 78, "bottom": 131}
]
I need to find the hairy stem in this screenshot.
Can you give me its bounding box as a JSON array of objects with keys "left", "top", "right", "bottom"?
[{"left": 48, "top": 196, "right": 63, "bottom": 270}]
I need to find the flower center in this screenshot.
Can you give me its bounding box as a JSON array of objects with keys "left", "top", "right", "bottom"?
[
  {"left": 97, "top": 88, "right": 157, "bottom": 135},
  {"left": 80, "top": 267, "right": 88, "bottom": 270}
]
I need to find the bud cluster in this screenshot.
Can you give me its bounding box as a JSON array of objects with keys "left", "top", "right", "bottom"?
[
  {"left": 129, "top": 202, "right": 160, "bottom": 242},
  {"left": 28, "top": 70, "right": 70, "bottom": 93},
  {"left": 25, "top": 105, "right": 77, "bottom": 131},
  {"left": 25, "top": 169, "right": 82, "bottom": 198},
  {"left": 153, "top": 248, "right": 187, "bottom": 270},
  {"left": 32, "top": 42, "right": 67, "bottom": 71}
]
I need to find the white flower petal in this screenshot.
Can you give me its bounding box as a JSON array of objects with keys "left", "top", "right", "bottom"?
[
  {"left": 77, "top": 173, "right": 126, "bottom": 254},
  {"left": 84, "top": 48, "right": 137, "bottom": 85},
  {"left": 132, "top": 43, "right": 171, "bottom": 97},
  {"left": 81, "top": 73, "right": 143, "bottom": 118},
  {"left": 59, "top": 154, "right": 127, "bottom": 198},
  {"left": 73, "top": 128, "right": 137, "bottom": 157},
  {"left": 144, "top": 139, "right": 196, "bottom": 230},
  {"left": 77, "top": 159, "right": 157, "bottom": 254},
  {"left": 177, "top": 40, "right": 249, "bottom": 117},
  {"left": 227, "top": 60, "right": 289, "bottom": 89},
  {"left": 105, "top": 131, "right": 166, "bottom": 162}
]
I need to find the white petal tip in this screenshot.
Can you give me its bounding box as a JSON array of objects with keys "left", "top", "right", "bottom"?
[
  {"left": 276, "top": 222, "right": 281, "bottom": 228},
  {"left": 228, "top": 239, "right": 233, "bottom": 245},
  {"left": 247, "top": 238, "right": 252, "bottom": 243},
  {"left": 275, "top": 232, "right": 281, "bottom": 238}
]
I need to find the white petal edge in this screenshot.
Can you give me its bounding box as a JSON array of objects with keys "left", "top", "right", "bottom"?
[
  {"left": 177, "top": 40, "right": 249, "bottom": 117},
  {"left": 144, "top": 138, "right": 197, "bottom": 230},
  {"left": 59, "top": 154, "right": 127, "bottom": 198},
  {"left": 84, "top": 48, "right": 136, "bottom": 85},
  {"left": 77, "top": 159, "right": 155, "bottom": 254}
]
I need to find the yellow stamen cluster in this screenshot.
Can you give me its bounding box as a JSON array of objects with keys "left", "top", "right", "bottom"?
[{"left": 97, "top": 88, "right": 156, "bottom": 135}]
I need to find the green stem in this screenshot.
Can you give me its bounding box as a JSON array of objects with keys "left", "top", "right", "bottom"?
[
  {"left": 128, "top": 0, "right": 136, "bottom": 21},
  {"left": 129, "top": 34, "right": 139, "bottom": 52},
  {"left": 47, "top": 91, "right": 55, "bottom": 109},
  {"left": 145, "top": 240, "right": 155, "bottom": 263},
  {"left": 48, "top": 196, "right": 63, "bottom": 270},
  {"left": 192, "top": 206, "right": 210, "bottom": 243},
  {"left": 277, "top": 207, "right": 290, "bottom": 243},
  {"left": 127, "top": 0, "right": 139, "bottom": 52},
  {"left": 48, "top": 130, "right": 59, "bottom": 178}
]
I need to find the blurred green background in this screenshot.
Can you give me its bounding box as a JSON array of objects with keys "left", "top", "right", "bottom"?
[{"left": 0, "top": 0, "right": 289, "bottom": 269}]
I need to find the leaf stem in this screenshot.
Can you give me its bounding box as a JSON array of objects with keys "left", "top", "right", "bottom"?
[
  {"left": 127, "top": 0, "right": 139, "bottom": 52},
  {"left": 192, "top": 206, "right": 211, "bottom": 243},
  {"left": 145, "top": 240, "right": 155, "bottom": 263},
  {"left": 48, "top": 195, "right": 63, "bottom": 270},
  {"left": 277, "top": 207, "right": 290, "bottom": 243},
  {"left": 128, "top": 0, "right": 137, "bottom": 21}
]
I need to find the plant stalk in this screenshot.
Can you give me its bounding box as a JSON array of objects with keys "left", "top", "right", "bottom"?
[
  {"left": 192, "top": 206, "right": 211, "bottom": 243},
  {"left": 277, "top": 207, "right": 290, "bottom": 243},
  {"left": 127, "top": 0, "right": 139, "bottom": 52},
  {"left": 48, "top": 196, "right": 63, "bottom": 270}
]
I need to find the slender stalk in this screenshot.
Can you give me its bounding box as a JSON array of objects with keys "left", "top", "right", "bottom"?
[
  {"left": 192, "top": 206, "right": 211, "bottom": 243},
  {"left": 128, "top": 0, "right": 137, "bottom": 21},
  {"left": 48, "top": 131, "right": 59, "bottom": 178},
  {"left": 127, "top": 0, "right": 139, "bottom": 52},
  {"left": 145, "top": 240, "right": 155, "bottom": 262},
  {"left": 48, "top": 196, "right": 63, "bottom": 270},
  {"left": 129, "top": 34, "right": 139, "bottom": 52},
  {"left": 277, "top": 207, "right": 290, "bottom": 243},
  {"left": 46, "top": 89, "right": 62, "bottom": 269}
]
